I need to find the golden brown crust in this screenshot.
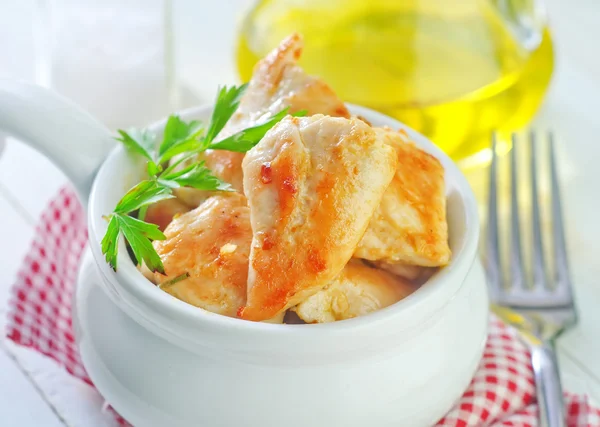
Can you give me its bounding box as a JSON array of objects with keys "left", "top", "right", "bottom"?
[
  {"left": 355, "top": 128, "right": 451, "bottom": 266},
  {"left": 250, "top": 32, "right": 304, "bottom": 97},
  {"left": 170, "top": 33, "right": 350, "bottom": 210},
  {"left": 153, "top": 193, "right": 251, "bottom": 317},
  {"left": 240, "top": 115, "right": 397, "bottom": 321},
  {"left": 246, "top": 32, "right": 350, "bottom": 119}
]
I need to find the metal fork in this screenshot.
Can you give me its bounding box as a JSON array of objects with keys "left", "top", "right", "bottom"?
[{"left": 485, "top": 132, "right": 577, "bottom": 427}]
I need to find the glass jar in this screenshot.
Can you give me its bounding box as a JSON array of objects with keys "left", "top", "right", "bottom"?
[{"left": 236, "top": 0, "right": 554, "bottom": 162}]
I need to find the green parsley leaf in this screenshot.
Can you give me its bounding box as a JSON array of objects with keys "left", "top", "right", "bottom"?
[
  {"left": 115, "top": 214, "right": 166, "bottom": 273},
  {"left": 160, "top": 139, "right": 204, "bottom": 165},
  {"left": 146, "top": 161, "right": 162, "bottom": 177},
  {"left": 138, "top": 204, "right": 149, "bottom": 222},
  {"left": 158, "top": 116, "right": 204, "bottom": 164},
  {"left": 117, "top": 129, "right": 156, "bottom": 162},
  {"left": 101, "top": 179, "right": 172, "bottom": 272},
  {"left": 161, "top": 162, "right": 232, "bottom": 191},
  {"left": 209, "top": 108, "right": 307, "bottom": 152},
  {"left": 159, "top": 162, "right": 195, "bottom": 181},
  {"left": 101, "top": 215, "right": 120, "bottom": 270},
  {"left": 101, "top": 213, "right": 166, "bottom": 272},
  {"left": 114, "top": 180, "right": 174, "bottom": 214},
  {"left": 204, "top": 84, "right": 248, "bottom": 144}
]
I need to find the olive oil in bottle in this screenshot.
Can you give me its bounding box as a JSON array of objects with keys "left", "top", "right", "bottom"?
[{"left": 236, "top": 0, "right": 553, "bottom": 162}]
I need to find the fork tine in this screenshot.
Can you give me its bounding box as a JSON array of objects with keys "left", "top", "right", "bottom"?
[
  {"left": 510, "top": 133, "right": 525, "bottom": 289},
  {"left": 549, "top": 133, "right": 572, "bottom": 292},
  {"left": 530, "top": 132, "right": 548, "bottom": 289},
  {"left": 485, "top": 133, "right": 503, "bottom": 295}
]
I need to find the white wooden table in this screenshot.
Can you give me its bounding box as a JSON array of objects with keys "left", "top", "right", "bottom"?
[{"left": 1, "top": 0, "right": 600, "bottom": 425}]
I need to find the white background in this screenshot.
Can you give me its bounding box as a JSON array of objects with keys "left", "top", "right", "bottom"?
[{"left": 1, "top": 0, "right": 600, "bottom": 425}]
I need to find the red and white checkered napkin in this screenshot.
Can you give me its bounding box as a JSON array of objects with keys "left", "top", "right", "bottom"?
[{"left": 5, "top": 186, "right": 600, "bottom": 427}]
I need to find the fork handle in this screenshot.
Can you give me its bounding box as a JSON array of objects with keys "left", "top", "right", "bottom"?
[{"left": 531, "top": 342, "right": 566, "bottom": 427}]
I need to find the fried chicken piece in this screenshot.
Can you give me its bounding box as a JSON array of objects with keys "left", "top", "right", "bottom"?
[
  {"left": 152, "top": 193, "right": 251, "bottom": 318},
  {"left": 293, "top": 260, "right": 415, "bottom": 323},
  {"left": 239, "top": 115, "right": 397, "bottom": 321},
  {"left": 144, "top": 198, "right": 190, "bottom": 231},
  {"left": 174, "top": 32, "right": 349, "bottom": 208},
  {"left": 354, "top": 128, "right": 451, "bottom": 267},
  {"left": 228, "top": 32, "right": 350, "bottom": 127}
]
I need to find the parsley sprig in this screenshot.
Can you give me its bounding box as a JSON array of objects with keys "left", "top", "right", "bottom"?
[{"left": 101, "top": 84, "right": 304, "bottom": 273}]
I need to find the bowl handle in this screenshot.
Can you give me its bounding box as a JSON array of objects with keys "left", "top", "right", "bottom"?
[{"left": 0, "top": 80, "right": 114, "bottom": 203}]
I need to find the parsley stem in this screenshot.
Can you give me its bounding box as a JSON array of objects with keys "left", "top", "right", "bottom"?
[
  {"left": 159, "top": 272, "right": 190, "bottom": 289},
  {"left": 138, "top": 205, "right": 149, "bottom": 221},
  {"left": 161, "top": 151, "right": 201, "bottom": 177}
]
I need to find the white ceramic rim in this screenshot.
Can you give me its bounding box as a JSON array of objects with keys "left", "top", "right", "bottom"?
[{"left": 87, "top": 103, "right": 480, "bottom": 338}]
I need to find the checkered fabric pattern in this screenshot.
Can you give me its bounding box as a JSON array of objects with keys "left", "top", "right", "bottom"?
[
  {"left": 4, "top": 186, "right": 600, "bottom": 426},
  {"left": 6, "top": 187, "right": 88, "bottom": 382}
]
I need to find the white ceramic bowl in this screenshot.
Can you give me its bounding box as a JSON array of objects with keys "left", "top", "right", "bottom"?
[{"left": 0, "top": 82, "right": 488, "bottom": 427}]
